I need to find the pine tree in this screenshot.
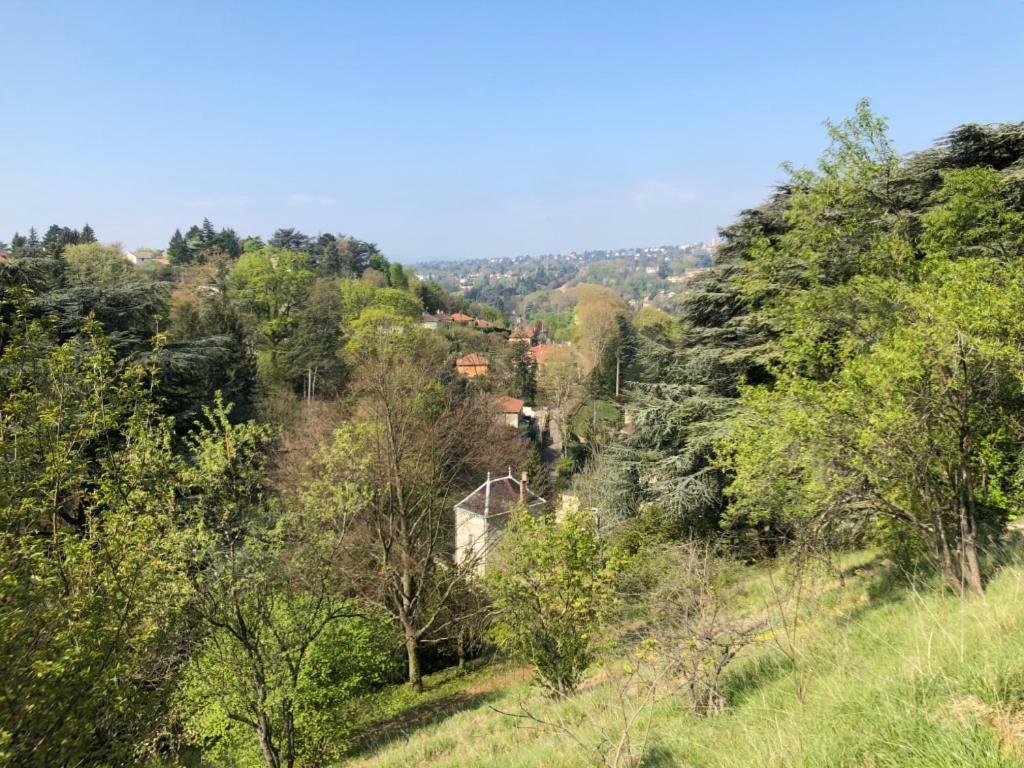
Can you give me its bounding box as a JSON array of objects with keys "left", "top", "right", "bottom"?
[
  {"left": 60, "top": 227, "right": 80, "bottom": 250},
  {"left": 167, "top": 229, "right": 190, "bottom": 266},
  {"left": 42, "top": 224, "right": 64, "bottom": 256},
  {"left": 214, "top": 227, "right": 242, "bottom": 259},
  {"left": 80, "top": 223, "right": 97, "bottom": 244},
  {"left": 184, "top": 225, "right": 204, "bottom": 261},
  {"left": 200, "top": 218, "right": 216, "bottom": 246},
  {"left": 268, "top": 227, "right": 311, "bottom": 252}
]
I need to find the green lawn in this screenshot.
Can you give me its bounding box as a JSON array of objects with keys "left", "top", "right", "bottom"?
[{"left": 348, "top": 550, "right": 1024, "bottom": 767}]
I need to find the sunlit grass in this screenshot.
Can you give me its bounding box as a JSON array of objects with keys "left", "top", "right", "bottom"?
[{"left": 348, "top": 549, "right": 1024, "bottom": 767}]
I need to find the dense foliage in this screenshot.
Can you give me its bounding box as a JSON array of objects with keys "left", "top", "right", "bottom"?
[
  {"left": 603, "top": 105, "right": 1024, "bottom": 588},
  {"left": 4, "top": 105, "right": 1024, "bottom": 767}
]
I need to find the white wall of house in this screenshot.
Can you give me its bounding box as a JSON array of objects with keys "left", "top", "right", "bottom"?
[{"left": 455, "top": 506, "right": 491, "bottom": 574}]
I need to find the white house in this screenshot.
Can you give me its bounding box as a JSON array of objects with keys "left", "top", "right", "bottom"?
[
  {"left": 454, "top": 469, "right": 545, "bottom": 573},
  {"left": 124, "top": 249, "right": 162, "bottom": 266}
]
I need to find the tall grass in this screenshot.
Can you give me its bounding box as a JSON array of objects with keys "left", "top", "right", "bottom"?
[{"left": 349, "top": 551, "right": 1024, "bottom": 768}]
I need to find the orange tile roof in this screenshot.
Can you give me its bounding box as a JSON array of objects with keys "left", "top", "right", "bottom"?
[
  {"left": 456, "top": 353, "right": 489, "bottom": 367},
  {"left": 493, "top": 396, "right": 524, "bottom": 414},
  {"left": 450, "top": 313, "right": 473, "bottom": 323}
]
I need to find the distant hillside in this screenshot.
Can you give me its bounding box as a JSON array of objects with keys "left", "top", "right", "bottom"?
[{"left": 415, "top": 243, "right": 716, "bottom": 317}]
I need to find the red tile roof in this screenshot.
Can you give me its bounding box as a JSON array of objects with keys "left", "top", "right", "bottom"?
[
  {"left": 451, "top": 312, "right": 473, "bottom": 323},
  {"left": 493, "top": 396, "right": 524, "bottom": 414}
]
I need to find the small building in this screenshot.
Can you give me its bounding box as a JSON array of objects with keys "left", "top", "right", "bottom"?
[
  {"left": 454, "top": 469, "right": 546, "bottom": 573},
  {"left": 493, "top": 395, "right": 524, "bottom": 428},
  {"left": 509, "top": 321, "right": 544, "bottom": 346},
  {"left": 456, "top": 353, "right": 489, "bottom": 378},
  {"left": 450, "top": 312, "right": 473, "bottom": 324},
  {"left": 124, "top": 249, "right": 160, "bottom": 266},
  {"left": 421, "top": 311, "right": 448, "bottom": 330}
]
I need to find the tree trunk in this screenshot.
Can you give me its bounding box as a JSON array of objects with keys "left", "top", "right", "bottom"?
[
  {"left": 958, "top": 462, "right": 984, "bottom": 595},
  {"left": 282, "top": 707, "right": 296, "bottom": 768},
  {"left": 933, "top": 511, "right": 960, "bottom": 596},
  {"left": 405, "top": 632, "right": 423, "bottom": 691},
  {"left": 257, "top": 716, "right": 281, "bottom": 768},
  {"left": 954, "top": 333, "right": 984, "bottom": 595},
  {"left": 457, "top": 628, "right": 467, "bottom": 671}
]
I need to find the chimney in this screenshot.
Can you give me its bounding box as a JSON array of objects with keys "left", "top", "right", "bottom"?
[
  {"left": 520, "top": 471, "right": 527, "bottom": 501},
  {"left": 484, "top": 471, "right": 491, "bottom": 516}
]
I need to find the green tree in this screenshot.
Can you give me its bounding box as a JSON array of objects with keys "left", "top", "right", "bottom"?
[
  {"left": 537, "top": 345, "right": 582, "bottom": 456},
  {"left": 79, "top": 222, "right": 97, "bottom": 243},
  {"left": 487, "top": 506, "right": 619, "bottom": 696},
  {"left": 213, "top": 226, "right": 242, "bottom": 259},
  {"left": 331, "top": 310, "right": 516, "bottom": 690},
  {"left": 0, "top": 320, "right": 195, "bottom": 765},
  {"left": 229, "top": 246, "right": 316, "bottom": 370},
  {"left": 339, "top": 279, "right": 379, "bottom": 323},
  {"left": 168, "top": 228, "right": 190, "bottom": 265},
  {"left": 506, "top": 339, "right": 537, "bottom": 404},
  {"left": 61, "top": 242, "right": 133, "bottom": 285},
  {"left": 279, "top": 278, "right": 347, "bottom": 399},
  {"left": 918, "top": 166, "right": 1024, "bottom": 263},
  {"left": 725, "top": 259, "right": 1024, "bottom": 594},
  {"left": 269, "top": 227, "right": 311, "bottom": 252},
  {"left": 201, "top": 217, "right": 216, "bottom": 245},
  {"left": 184, "top": 224, "right": 205, "bottom": 261},
  {"left": 181, "top": 475, "right": 387, "bottom": 768},
  {"left": 388, "top": 261, "right": 409, "bottom": 290},
  {"left": 371, "top": 286, "right": 422, "bottom": 320}
]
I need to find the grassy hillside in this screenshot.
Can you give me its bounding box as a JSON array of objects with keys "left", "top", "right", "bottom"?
[{"left": 349, "top": 550, "right": 1024, "bottom": 768}]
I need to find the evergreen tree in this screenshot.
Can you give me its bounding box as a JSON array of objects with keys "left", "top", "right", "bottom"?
[
  {"left": 41, "top": 224, "right": 65, "bottom": 256},
  {"left": 388, "top": 261, "right": 409, "bottom": 290},
  {"left": 79, "top": 223, "right": 97, "bottom": 243},
  {"left": 200, "top": 217, "right": 216, "bottom": 246},
  {"left": 184, "top": 224, "right": 205, "bottom": 261},
  {"left": 9, "top": 233, "right": 27, "bottom": 255},
  {"left": 168, "top": 228, "right": 190, "bottom": 265},
  {"left": 279, "top": 278, "right": 347, "bottom": 399},
  {"left": 507, "top": 339, "right": 538, "bottom": 405},
  {"left": 268, "top": 227, "right": 311, "bottom": 252},
  {"left": 213, "top": 227, "right": 242, "bottom": 259}
]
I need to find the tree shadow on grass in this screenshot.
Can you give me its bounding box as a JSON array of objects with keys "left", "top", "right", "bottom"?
[
  {"left": 347, "top": 687, "right": 503, "bottom": 759},
  {"left": 641, "top": 744, "right": 681, "bottom": 767},
  {"left": 719, "top": 648, "right": 795, "bottom": 707}
]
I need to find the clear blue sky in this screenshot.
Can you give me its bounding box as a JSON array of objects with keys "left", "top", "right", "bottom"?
[{"left": 1, "top": 1, "right": 1021, "bottom": 262}]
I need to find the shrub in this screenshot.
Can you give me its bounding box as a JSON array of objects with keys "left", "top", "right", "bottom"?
[{"left": 487, "top": 506, "right": 619, "bottom": 696}]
